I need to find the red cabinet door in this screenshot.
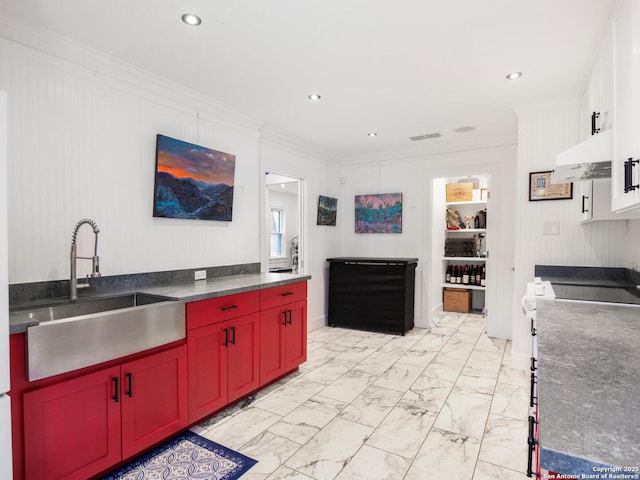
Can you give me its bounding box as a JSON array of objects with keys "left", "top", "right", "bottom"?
[
  {"left": 187, "top": 321, "right": 229, "bottom": 423},
  {"left": 23, "top": 365, "right": 122, "bottom": 480},
  {"left": 259, "top": 306, "right": 287, "bottom": 385},
  {"left": 284, "top": 300, "right": 307, "bottom": 371},
  {"left": 227, "top": 313, "right": 260, "bottom": 403},
  {"left": 120, "top": 346, "right": 188, "bottom": 459}
]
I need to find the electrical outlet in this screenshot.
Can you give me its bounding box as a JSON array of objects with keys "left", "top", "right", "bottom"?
[{"left": 194, "top": 270, "right": 207, "bottom": 281}]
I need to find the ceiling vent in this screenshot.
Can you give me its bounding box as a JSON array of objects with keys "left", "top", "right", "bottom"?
[{"left": 410, "top": 132, "right": 441, "bottom": 141}]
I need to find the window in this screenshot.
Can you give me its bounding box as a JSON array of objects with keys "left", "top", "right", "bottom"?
[{"left": 270, "top": 208, "right": 285, "bottom": 257}]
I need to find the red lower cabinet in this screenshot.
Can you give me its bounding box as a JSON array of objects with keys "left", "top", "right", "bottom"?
[
  {"left": 22, "top": 345, "right": 188, "bottom": 480},
  {"left": 120, "top": 347, "right": 188, "bottom": 458},
  {"left": 260, "top": 299, "right": 307, "bottom": 385},
  {"left": 23, "top": 366, "right": 121, "bottom": 480},
  {"left": 187, "top": 311, "right": 260, "bottom": 424}
]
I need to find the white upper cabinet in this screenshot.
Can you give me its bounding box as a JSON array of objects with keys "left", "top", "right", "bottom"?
[
  {"left": 581, "top": 23, "right": 614, "bottom": 141},
  {"left": 612, "top": 0, "right": 640, "bottom": 212}
]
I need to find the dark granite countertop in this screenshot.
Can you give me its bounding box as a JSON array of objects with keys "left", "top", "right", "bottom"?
[
  {"left": 536, "top": 299, "right": 640, "bottom": 475},
  {"left": 9, "top": 272, "right": 311, "bottom": 335},
  {"left": 535, "top": 265, "right": 640, "bottom": 288}
]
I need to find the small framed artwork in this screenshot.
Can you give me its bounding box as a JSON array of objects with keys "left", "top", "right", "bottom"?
[
  {"left": 354, "top": 192, "right": 402, "bottom": 233},
  {"left": 529, "top": 171, "right": 573, "bottom": 201},
  {"left": 317, "top": 195, "right": 337, "bottom": 226}
]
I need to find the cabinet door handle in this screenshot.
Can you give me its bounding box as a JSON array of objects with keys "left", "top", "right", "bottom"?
[
  {"left": 112, "top": 377, "right": 119, "bottom": 403},
  {"left": 223, "top": 328, "right": 229, "bottom": 347},
  {"left": 280, "top": 292, "right": 294, "bottom": 297},
  {"left": 530, "top": 373, "right": 537, "bottom": 408},
  {"left": 287, "top": 310, "right": 292, "bottom": 325},
  {"left": 125, "top": 372, "right": 133, "bottom": 398},
  {"left": 527, "top": 441, "right": 538, "bottom": 478},
  {"left": 581, "top": 195, "right": 588, "bottom": 213},
  {"left": 221, "top": 305, "right": 238, "bottom": 311},
  {"left": 591, "top": 111, "right": 600, "bottom": 135},
  {"left": 527, "top": 415, "right": 538, "bottom": 446},
  {"left": 624, "top": 158, "right": 639, "bottom": 193},
  {"left": 530, "top": 357, "right": 537, "bottom": 372},
  {"left": 282, "top": 311, "right": 287, "bottom": 326},
  {"left": 230, "top": 326, "right": 236, "bottom": 345}
]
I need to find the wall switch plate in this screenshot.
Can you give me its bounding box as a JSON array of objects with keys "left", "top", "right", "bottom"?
[{"left": 194, "top": 270, "right": 207, "bottom": 281}]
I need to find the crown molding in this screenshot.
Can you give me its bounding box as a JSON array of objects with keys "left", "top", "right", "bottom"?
[
  {"left": 259, "top": 127, "right": 340, "bottom": 166},
  {"left": 0, "top": 17, "right": 265, "bottom": 133}
]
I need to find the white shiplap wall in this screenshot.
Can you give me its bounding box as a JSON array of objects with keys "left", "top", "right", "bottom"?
[{"left": 511, "top": 99, "right": 629, "bottom": 369}]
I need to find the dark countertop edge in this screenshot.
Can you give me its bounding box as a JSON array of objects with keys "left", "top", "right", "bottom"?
[
  {"left": 326, "top": 257, "right": 418, "bottom": 264},
  {"left": 9, "top": 273, "right": 311, "bottom": 335},
  {"left": 541, "top": 447, "right": 613, "bottom": 476}
]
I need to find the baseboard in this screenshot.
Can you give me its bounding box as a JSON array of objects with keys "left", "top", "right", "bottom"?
[{"left": 308, "top": 314, "right": 326, "bottom": 332}]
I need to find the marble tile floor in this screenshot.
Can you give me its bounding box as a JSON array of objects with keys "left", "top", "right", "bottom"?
[{"left": 191, "top": 312, "right": 530, "bottom": 480}]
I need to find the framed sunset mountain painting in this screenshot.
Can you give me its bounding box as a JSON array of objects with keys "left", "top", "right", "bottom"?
[{"left": 153, "top": 134, "right": 236, "bottom": 221}]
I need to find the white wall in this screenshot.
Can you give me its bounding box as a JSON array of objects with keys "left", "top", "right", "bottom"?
[
  {"left": 0, "top": 28, "right": 342, "bottom": 335},
  {"left": 338, "top": 144, "right": 517, "bottom": 336},
  {"left": 511, "top": 99, "right": 629, "bottom": 369}
]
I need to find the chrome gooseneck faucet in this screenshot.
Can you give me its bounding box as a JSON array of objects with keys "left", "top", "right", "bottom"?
[{"left": 70, "top": 218, "right": 101, "bottom": 300}]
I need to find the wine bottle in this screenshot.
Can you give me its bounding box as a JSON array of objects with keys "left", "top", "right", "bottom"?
[
  {"left": 470, "top": 265, "right": 476, "bottom": 285},
  {"left": 475, "top": 265, "right": 481, "bottom": 285},
  {"left": 445, "top": 265, "right": 451, "bottom": 283},
  {"left": 462, "top": 265, "right": 469, "bottom": 285},
  {"left": 480, "top": 265, "right": 486, "bottom": 286}
]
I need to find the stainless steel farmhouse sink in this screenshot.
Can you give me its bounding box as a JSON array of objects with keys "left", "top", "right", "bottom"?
[{"left": 12, "top": 293, "right": 185, "bottom": 381}]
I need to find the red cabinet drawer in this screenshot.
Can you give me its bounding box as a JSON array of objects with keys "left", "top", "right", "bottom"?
[
  {"left": 260, "top": 281, "right": 307, "bottom": 310},
  {"left": 186, "top": 291, "right": 260, "bottom": 330}
]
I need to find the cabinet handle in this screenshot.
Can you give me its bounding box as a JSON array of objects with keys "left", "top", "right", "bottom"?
[
  {"left": 581, "top": 195, "right": 588, "bottom": 213},
  {"left": 221, "top": 305, "right": 238, "bottom": 311},
  {"left": 530, "top": 357, "right": 537, "bottom": 372},
  {"left": 280, "top": 292, "right": 294, "bottom": 297},
  {"left": 230, "top": 326, "right": 236, "bottom": 345},
  {"left": 527, "top": 415, "right": 539, "bottom": 477},
  {"left": 530, "top": 373, "right": 537, "bottom": 408},
  {"left": 223, "top": 328, "right": 229, "bottom": 347},
  {"left": 282, "top": 311, "right": 287, "bottom": 326},
  {"left": 591, "top": 111, "right": 600, "bottom": 135},
  {"left": 624, "top": 158, "right": 639, "bottom": 193},
  {"left": 125, "top": 372, "right": 133, "bottom": 398},
  {"left": 287, "top": 310, "right": 292, "bottom": 325},
  {"left": 112, "top": 377, "right": 119, "bottom": 403}
]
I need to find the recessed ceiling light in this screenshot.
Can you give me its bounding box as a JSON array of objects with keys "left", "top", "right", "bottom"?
[
  {"left": 454, "top": 126, "right": 475, "bottom": 133},
  {"left": 506, "top": 71, "right": 523, "bottom": 80},
  {"left": 367, "top": 132, "right": 378, "bottom": 137},
  {"left": 181, "top": 13, "right": 202, "bottom": 26},
  {"left": 308, "top": 94, "right": 322, "bottom": 101}
]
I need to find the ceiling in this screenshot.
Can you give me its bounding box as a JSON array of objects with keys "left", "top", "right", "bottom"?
[{"left": 0, "top": 0, "right": 616, "bottom": 160}]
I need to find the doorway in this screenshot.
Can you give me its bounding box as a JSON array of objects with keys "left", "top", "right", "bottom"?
[{"left": 264, "top": 171, "right": 304, "bottom": 274}]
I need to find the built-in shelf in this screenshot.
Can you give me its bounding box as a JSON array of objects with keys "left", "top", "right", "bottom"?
[
  {"left": 445, "top": 200, "right": 487, "bottom": 207},
  {"left": 445, "top": 228, "right": 487, "bottom": 234},
  {"left": 441, "top": 283, "right": 486, "bottom": 291},
  {"left": 442, "top": 257, "right": 486, "bottom": 262}
]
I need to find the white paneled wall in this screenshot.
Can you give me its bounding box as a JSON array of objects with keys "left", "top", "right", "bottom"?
[
  {"left": 0, "top": 33, "right": 344, "bottom": 301},
  {"left": 339, "top": 145, "right": 517, "bottom": 335},
  {"left": 511, "top": 99, "right": 629, "bottom": 369}
]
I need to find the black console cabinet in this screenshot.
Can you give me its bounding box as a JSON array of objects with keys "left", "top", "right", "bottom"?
[{"left": 327, "top": 257, "right": 418, "bottom": 335}]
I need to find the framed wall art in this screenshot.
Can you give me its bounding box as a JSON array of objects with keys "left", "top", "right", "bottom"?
[
  {"left": 529, "top": 171, "right": 573, "bottom": 201},
  {"left": 317, "top": 195, "right": 338, "bottom": 226},
  {"left": 354, "top": 193, "right": 402, "bottom": 233},
  {"left": 153, "top": 134, "right": 236, "bottom": 221}
]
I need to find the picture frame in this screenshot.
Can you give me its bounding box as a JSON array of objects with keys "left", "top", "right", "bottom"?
[
  {"left": 354, "top": 192, "right": 402, "bottom": 233},
  {"left": 153, "top": 134, "right": 236, "bottom": 221},
  {"left": 317, "top": 195, "right": 338, "bottom": 226},
  {"left": 529, "top": 171, "right": 573, "bottom": 201}
]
